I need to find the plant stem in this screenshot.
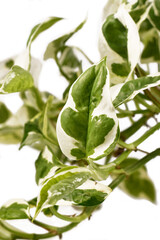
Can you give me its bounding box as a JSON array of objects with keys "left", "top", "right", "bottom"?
[
  {"left": 118, "top": 122, "right": 160, "bottom": 151},
  {"left": 109, "top": 148, "right": 160, "bottom": 190},
  {"left": 51, "top": 206, "right": 95, "bottom": 222},
  {"left": 120, "top": 115, "right": 151, "bottom": 140}
]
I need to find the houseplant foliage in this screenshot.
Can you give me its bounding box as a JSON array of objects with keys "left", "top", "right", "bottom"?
[{"left": 0, "top": 0, "right": 160, "bottom": 239}]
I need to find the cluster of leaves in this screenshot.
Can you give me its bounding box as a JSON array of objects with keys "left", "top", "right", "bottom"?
[{"left": 0, "top": 0, "right": 160, "bottom": 239}]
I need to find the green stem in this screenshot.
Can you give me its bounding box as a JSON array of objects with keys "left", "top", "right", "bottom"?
[
  {"left": 51, "top": 206, "right": 95, "bottom": 222},
  {"left": 133, "top": 122, "right": 160, "bottom": 147},
  {"left": 32, "top": 219, "right": 78, "bottom": 234},
  {"left": 144, "top": 89, "right": 160, "bottom": 110},
  {"left": 117, "top": 109, "right": 151, "bottom": 118},
  {"left": 135, "top": 95, "right": 159, "bottom": 113},
  {"left": 110, "top": 148, "right": 160, "bottom": 190},
  {"left": 119, "top": 122, "right": 160, "bottom": 151},
  {"left": 126, "top": 148, "right": 160, "bottom": 175},
  {"left": 120, "top": 115, "right": 152, "bottom": 140},
  {"left": 113, "top": 150, "right": 132, "bottom": 165},
  {"left": 0, "top": 221, "right": 55, "bottom": 240},
  {"left": 72, "top": 46, "right": 94, "bottom": 65}
]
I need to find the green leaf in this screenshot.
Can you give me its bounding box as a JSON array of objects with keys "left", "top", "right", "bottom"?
[
  {"left": 0, "top": 103, "right": 11, "bottom": 124},
  {"left": 34, "top": 166, "right": 91, "bottom": 218},
  {"left": 0, "top": 66, "right": 33, "bottom": 94},
  {"left": 57, "top": 58, "right": 119, "bottom": 160},
  {"left": 114, "top": 158, "right": 156, "bottom": 203},
  {"left": 112, "top": 74, "right": 160, "bottom": 108},
  {"left": 27, "top": 17, "right": 63, "bottom": 46},
  {"left": 99, "top": 5, "right": 140, "bottom": 84},
  {"left": 0, "top": 199, "right": 30, "bottom": 220}
]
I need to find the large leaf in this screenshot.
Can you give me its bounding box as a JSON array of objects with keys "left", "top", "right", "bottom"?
[
  {"left": 111, "top": 74, "right": 160, "bottom": 107},
  {"left": 113, "top": 158, "right": 156, "bottom": 203},
  {"left": 57, "top": 58, "right": 119, "bottom": 161},
  {"left": 99, "top": 5, "right": 140, "bottom": 84},
  {"left": 0, "top": 66, "right": 33, "bottom": 94},
  {"left": 34, "top": 166, "right": 91, "bottom": 218},
  {"left": 0, "top": 199, "right": 30, "bottom": 220}
]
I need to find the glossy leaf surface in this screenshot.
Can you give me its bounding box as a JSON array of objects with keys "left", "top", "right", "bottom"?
[{"left": 57, "top": 58, "right": 119, "bottom": 160}]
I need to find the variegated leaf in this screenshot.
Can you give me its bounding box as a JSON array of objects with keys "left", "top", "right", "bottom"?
[
  {"left": 99, "top": 5, "right": 140, "bottom": 84},
  {"left": 0, "top": 53, "right": 42, "bottom": 85},
  {"left": 34, "top": 166, "right": 91, "bottom": 218},
  {"left": 26, "top": 17, "right": 62, "bottom": 47},
  {"left": 111, "top": 74, "right": 160, "bottom": 108},
  {"left": 71, "top": 179, "right": 112, "bottom": 206},
  {"left": 0, "top": 199, "right": 30, "bottom": 220},
  {"left": 57, "top": 58, "right": 119, "bottom": 161},
  {"left": 0, "top": 66, "right": 33, "bottom": 94},
  {"left": 35, "top": 146, "right": 63, "bottom": 185},
  {"left": 44, "top": 20, "right": 85, "bottom": 83}
]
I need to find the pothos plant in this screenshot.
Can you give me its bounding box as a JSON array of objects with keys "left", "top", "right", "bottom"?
[{"left": 0, "top": 0, "right": 160, "bottom": 239}]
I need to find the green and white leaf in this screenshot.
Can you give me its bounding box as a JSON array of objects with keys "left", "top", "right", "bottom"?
[
  {"left": 35, "top": 146, "right": 63, "bottom": 185},
  {"left": 99, "top": 5, "right": 140, "bottom": 84},
  {"left": 111, "top": 73, "right": 160, "bottom": 107},
  {"left": 27, "top": 17, "right": 63, "bottom": 47},
  {"left": 0, "top": 199, "right": 30, "bottom": 220},
  {"left": 44, "top": 20, "right": 85, "bottom": 83},
  {"left": 71, "top": 179, "right": 112, "bottom": 206},
  {"left": 57, "top": 58, "right": 119, "bottom": 160},
  {"left": 35, "top": 166, "right": 91, "bottom": 218},
  {"left": 0, "top": 66, "right": 33, "bottom": 94}
]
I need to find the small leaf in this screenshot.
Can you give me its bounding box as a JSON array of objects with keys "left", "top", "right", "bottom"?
[
  {"left": 0, "top": 66, "right": 33, "bottom": 94},
  {"left": 0, "top": 199, "right": 30, "bottom": 220},
  {"left": 27, "top": 17, "right": 63, "bottom": 46},
  {"left": 57, "top": 58, "right": 119, "bottom": 160},
  {"left": 111, "top": 74, "right": 160, "bottom": 107}
]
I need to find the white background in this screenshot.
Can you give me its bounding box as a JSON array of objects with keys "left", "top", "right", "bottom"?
[{"left": 0, "top": 0, "right": 160, "bottom": 239}]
